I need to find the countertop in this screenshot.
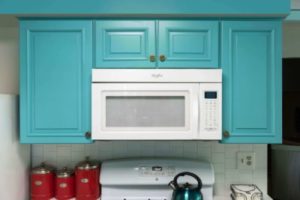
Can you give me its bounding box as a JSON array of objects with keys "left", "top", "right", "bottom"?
[{"left": 214, "top": 195, "right": 273, "bottom": 200}]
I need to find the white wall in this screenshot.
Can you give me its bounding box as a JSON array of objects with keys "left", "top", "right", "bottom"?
[
  {"left": 292, "top": 0, "right": 300, "bottom": 10},
  {"left": 283, "top": 22, "right": 300, "bottom": 58},
  {"left": 0, "top": 94, "right": 30, "bottom": 200},
  {"left": 0, "top": 16, "right": 18, "bottom": 94}
]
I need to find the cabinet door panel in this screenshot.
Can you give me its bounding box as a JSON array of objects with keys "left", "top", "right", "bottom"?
[
  {"left": 158, "top": 21, "right": 219, "bottom": 68},
  {"left": 20, "top": 20, "right": 92, "bottom": 143},
  {"left": 95, "top": 20, "right": 156, "bottom": 68},
  {"left": 222, "top": 21, "right": 282, "bottom": 143}
]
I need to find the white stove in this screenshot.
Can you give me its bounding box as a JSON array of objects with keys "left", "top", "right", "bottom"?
[{"left": 100, "top": 158, "right": 215, "bottom": 200}]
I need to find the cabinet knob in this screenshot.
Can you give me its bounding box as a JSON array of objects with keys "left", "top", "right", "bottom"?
[
  {"left": 85, "top": 131, "right": 91, "bottom": 139},
  {"left": 149, "top": 55, "right": 156, "bottom": 62},
  {"left": 159, "top": 55, "right": 166, "bottom": 62},
  {"left": 223, "top": 131, "right": 230, "bottom": 138}
]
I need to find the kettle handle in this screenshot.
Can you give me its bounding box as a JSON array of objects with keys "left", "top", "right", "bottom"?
[{"left": 173, "top": 171, "right": 202, "bottom": 191}]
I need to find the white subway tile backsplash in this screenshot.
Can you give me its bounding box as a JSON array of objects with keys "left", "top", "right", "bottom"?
[
  {"left": 253, "top": 169, "right": 267, "bottom": 180},
  {"left": 56, "top": 156, "right": 72, "bottom": 168},
  {"left": 155, "top": 142, "right": 171, "bottom": 156},
  {"left": 239, "top": 144, "right": 253, "bottom": 151},
  {"left": 225, "top": 169, "right": 240, "bottom": 183},
  {"left": 71, "top": 150, "right": 85, "bottom": 162},
  {"left": 254, "top": 145, "right": 267, "bottom": 169},
  {"left": 32, "top": 144, "right": 44, "bottom": 158},
  {"left": 112, "top": 141, "right": 128, "bottom": 156},
  {"left": 212, "top": 143, "right": 225, "bottom": 153},
  {"left": 254, "top": 178, "right": 267, "bottom": 193},
  {"left": 225, "top": 144, "right": 239, "bottom": 158},
  {"left": 43, "top": 151, "right": 57, "bottom": 166},
  {"left": 32, "top": 156, "right": 44, "bottom": 167},
  {"left": 97, "top": 150, "right": 113, "bottom": 160},
  {"left": 225, "top": 158, "right": 236, "bottom": 169},
  {"left": 57, "top": 146, "right": 71, "bottom": 157},
  {"left": 84, "top": 144, "right": 98, "bottom": 158},
  {"left": 31, "top": 141, "right": 268, "bottom": 196},
  {"left": 57, "top": 144, "right": 71, "bottom": 148},
  {"left": 44, "top": 150, "right": 56, "bottom": 161},
  {"left": 126, "top": 142, "right": 142, "bottom": 157},
  {"left": 197, "top": 146, "right": 211, "bottom": 160},
  {"left": 169, "top": 141, "right": 184, "bottom": 155},
  {"left": 253, "top": 144, "right": 264, "bottom": 148},
  {"left": 197, "top": 141, "right": 212, "bottom": 148},
  {"left": 44, "top": 144, "right": 57, "bottom": 152},
  {"left": 214, "top": 163, "right": 225, "bottom": 173},
  {"left": 71, "top": 144, "right": 85, "bottom": 152},
  {"left": 215, "top": 172, "right": 225, "bottom": 183},
  {"left": 238, "top": 169, "right": 253, "bottom": 183},
  {"left": 97, "top": 141, "right": 113, "bottom": 152},
  {"left": 212, "top": 152, "right": 225, "bottom": 163},
  {"left": 183, "top": 141, "right": 198, "bottom": 153},
  {"left": 214, "top": 182, "right": 227, "bottom": 196}
]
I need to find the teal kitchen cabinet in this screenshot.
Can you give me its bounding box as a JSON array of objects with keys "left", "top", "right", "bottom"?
[
  {"left": 158, "top": 20, "right": 219, "bottom": 68},
  {"left": 95, "top": 20, "right": 219, "bottom": 68},
  {"left": 20, "top": 20, "right": 93, "bottom": 143},
  {"left": 95, "top": 20, "right": 156, "bottom": 68},
  {"left": 221, "top": 20, "right": 282, "bottom": 144}
]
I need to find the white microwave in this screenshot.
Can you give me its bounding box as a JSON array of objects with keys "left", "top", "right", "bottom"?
[{"left": 92, "top": 69, "right": 222, "bottom": 140}]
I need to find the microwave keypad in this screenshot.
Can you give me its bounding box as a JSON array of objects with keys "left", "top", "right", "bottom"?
[{"left": 204, "top": 92, "right": 218, "bottom": 130}]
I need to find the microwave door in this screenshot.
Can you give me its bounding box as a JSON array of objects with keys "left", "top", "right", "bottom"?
[{"left": 92, "top": 83, "right": 199, "bottom": 140}]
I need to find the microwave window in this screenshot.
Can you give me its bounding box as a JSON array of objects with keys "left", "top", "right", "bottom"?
[{"left": 105, "top": 96, "right": 185, "bottom": 127}]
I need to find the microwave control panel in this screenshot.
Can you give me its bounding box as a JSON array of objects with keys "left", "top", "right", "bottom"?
[
  {"left": 204, "top": 91, "right": 218, "bottom": 130},
  {"left": 199, "top": 83, "right": 222, "bottom": 140}
]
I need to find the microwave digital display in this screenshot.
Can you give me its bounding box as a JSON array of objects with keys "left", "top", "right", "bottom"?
[{"left": 205, "top": 91, "right": 217, "bottom": 99}]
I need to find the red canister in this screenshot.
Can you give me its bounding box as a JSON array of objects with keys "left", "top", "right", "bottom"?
[
  {"left": 31, "top": 162, "right": 55, "bottom": 200},
  {"left": 55, "top": 167, "right": 75, "bottom": 200},
  {"left": 75, "top": 157, "right": 100, "bottom": 200}
]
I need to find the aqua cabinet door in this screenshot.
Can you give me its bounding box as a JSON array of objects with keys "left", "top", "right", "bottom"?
[
  {"left": 95, "top": 20, "right": 156, "bottom": 68},
  {"left": 20, "top": 20, "right": 93, "bottom": 144},
  {"left": 221, "top": 21, "right": 282, "bottom": 144},
  {"left": 158, "top": 20, "right": 219, "bottom": 68}
]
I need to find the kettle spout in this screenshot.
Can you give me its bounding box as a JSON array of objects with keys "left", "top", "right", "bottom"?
[{"left": 168, "top": 181, "right": 176, "bottom": 190}]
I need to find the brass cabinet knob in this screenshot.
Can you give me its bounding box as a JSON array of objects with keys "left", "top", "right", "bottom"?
[
  {"left": 149, "top": 55, "right": 156, "bottom": 62},
  {"left": 159, "top": 55, "right": 166, "bottom": 62},
  {"left": 85, "top": 131, "right": 91, "bottom": 139},
  {"left": 223, "top": 131, "right": 230, "bottom": 138}
]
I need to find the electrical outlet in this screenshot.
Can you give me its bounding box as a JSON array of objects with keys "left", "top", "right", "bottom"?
[{"left": 237, "top": 152, "right": 256, "bottom": 170}]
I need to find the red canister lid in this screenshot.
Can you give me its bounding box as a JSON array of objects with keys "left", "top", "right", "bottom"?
[
  {"left": 56, "top": 167, "right": 74, "bottom": 178},
  {"left": 31, "top": 162, "right": 55, "bottom": 174},
  {"left": 76, "top": 157, "right": 99, "bottom": 170}
]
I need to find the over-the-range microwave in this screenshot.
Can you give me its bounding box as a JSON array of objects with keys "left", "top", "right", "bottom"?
[{"left": 92, "top": 69, "right": 222, "bottom": 140}]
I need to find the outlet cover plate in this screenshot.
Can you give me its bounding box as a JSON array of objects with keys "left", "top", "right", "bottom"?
[{"left": 237, "top": 152, "right": 256, "bottom": 170}]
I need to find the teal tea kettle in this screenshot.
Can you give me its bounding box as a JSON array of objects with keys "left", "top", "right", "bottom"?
[{"left": 169, "top": 172, "right": 203, "bottom": 200}]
